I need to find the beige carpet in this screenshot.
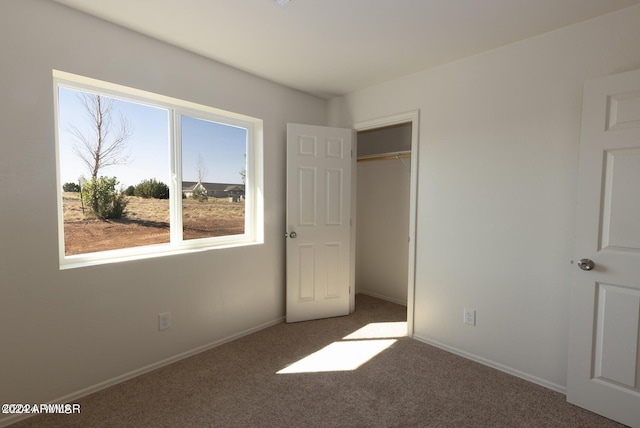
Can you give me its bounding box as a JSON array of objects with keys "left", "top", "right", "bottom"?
[{"left": 12, "top": 294, "right": 624, "bottom": 427}]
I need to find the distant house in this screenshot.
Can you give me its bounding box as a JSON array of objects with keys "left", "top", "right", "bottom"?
[
  {"left": 182, "top": 181, "right": 206, "bottom": 198},
  {"left": 182, "top": 181, "right": 245, "bottom": 199},
  {"left": 225, "top": 185, "right": 245, "bottom": 202}
]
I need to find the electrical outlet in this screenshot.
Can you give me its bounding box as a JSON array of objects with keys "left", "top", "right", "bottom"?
[
  {"left": 158, "top": 312, "right": 171, "bottom": 331},
  {"left": 463, "top": 308, "right": 476, "bottom": 326}
]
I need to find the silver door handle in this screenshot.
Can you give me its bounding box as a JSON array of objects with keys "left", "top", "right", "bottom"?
[
  {"left": 577, "top": 259, "right": 595, "bottom": 271},
  {"left": 289, "top": 231, "right": 297, "bottom": 239}
]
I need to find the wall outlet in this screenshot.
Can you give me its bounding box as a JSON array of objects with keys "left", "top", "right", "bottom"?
[
  {"left": 464, "top": 308, "right": 476, "bottom": 326},
  {"left": 158, "top": 312, "right": 171, "bottom": 331}
]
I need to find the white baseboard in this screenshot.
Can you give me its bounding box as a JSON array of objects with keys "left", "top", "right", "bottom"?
[
  {"left": 0, "top": 316, "right": 285, "bottom": 428},
  {"left": 357, "top": 290, "right": 407, "bottom": 307},
  {"left": 412, "top": 334, "right": 567, "bottom": 395}
]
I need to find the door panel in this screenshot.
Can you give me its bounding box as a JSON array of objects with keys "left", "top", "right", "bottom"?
[
  {"left": 601, "top": 149, "right": 640, "bottom": 251},
  {"left": 297, "top": 244, "right": 315, "bottom": 301},
  {"left": 286, "top": 124, "right": 354, "bottom": 323},
  {"left": 567, "top": 69, "right": 640, "bottom": 427},
  {"left": 325, "top": 168, "right": 344, "bottom": 225},
  {"left": 298, "top": 167, "right": 317, "bottom": 226},
  {"left": 594, "top": 284, "right": 640, "bottom": 387}
]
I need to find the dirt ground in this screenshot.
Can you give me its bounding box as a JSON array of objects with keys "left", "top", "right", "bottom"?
[{"left": 63, "top": 193, "right": 244, "bottom": 255}]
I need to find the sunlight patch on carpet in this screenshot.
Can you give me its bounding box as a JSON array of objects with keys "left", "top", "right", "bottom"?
[
  {"left": 277, "top": 322, "right": 406, "bottom": 374},
  {"left": 277, "top": 339, "right": 397, "bottom": 374}
]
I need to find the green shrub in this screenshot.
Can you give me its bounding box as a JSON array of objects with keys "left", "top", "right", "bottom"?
[
  {"left": 134, "top": 178, "right": 169, "bottom": 199},
  {"left": 62, "top": 182, "right": 81, "bottom": 192},
  {"left": 191, "top": 185, "right": 208, "bottom": 202},
  {"left": 81, "top": 176, "right": 128, "bottom": 219},
  {"left": 124, "top": 185, "right": 135, "bottom": 196}
]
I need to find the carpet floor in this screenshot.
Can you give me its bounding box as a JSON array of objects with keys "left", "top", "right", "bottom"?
[{"left": 11, "top": 294, "right": 624, "bottom": 427}]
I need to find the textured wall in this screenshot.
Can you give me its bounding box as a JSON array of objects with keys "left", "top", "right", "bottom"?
[
  {"left": 0, "top": 0, "right": 325, "bottom": 422},
  {"left": 328, "top": 5, "right": 640, "bottom": 390}
]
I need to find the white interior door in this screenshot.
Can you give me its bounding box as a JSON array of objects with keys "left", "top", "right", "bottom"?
[
  {"left": 567, "top": 68, "right": 640, "bottom": 427},
  {"left": 286, "top": 123, "right": 354, "bottom": 323}
]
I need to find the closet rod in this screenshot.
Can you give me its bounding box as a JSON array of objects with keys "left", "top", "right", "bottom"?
[{"left": 356, "top": 152, "right": 411, "bottom": 163}]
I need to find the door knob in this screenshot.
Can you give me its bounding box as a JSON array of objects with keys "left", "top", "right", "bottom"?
[
  {"left": 289, "top": 231, "right": 297, "bottom": 239},
  {"left": 577, "top": 259, "right": 595, "bottom": 271}
]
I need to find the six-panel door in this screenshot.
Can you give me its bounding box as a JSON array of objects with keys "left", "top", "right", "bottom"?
[
  {"left": 286, "top": 124, "right": 353, "bottom": 323},
  {"left": 567, "top": 69, "right": 640, "bottom": 427}
]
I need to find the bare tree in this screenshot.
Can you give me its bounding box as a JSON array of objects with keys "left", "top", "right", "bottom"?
[
  {"left": 70, "top": 93, "right": 133, "bottom": 180},
  {"left": 196, "top": 154, "right": 208, "bottom": 183},
  {"left": 70, "top": 93, "right": 133, "bottom": 217},
  {"left": 239, "top": 153, "right": 246, "bottom": 184}
]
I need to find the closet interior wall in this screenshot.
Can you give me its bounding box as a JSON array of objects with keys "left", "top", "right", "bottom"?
[{"left": 356, "top": 123, "right": 412, "bottom": 305}]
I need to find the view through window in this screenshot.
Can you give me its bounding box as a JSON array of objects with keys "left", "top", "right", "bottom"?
[
  {"left": 180, "top": 115, "right": 247, "bottom": 241},
  {"left": 55, "top": 71, "right": 261, "bottom": 267}
]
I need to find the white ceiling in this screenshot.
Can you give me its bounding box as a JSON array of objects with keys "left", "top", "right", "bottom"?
[{"left": 51, "top": 0, "right": 640, "bottom": 98}]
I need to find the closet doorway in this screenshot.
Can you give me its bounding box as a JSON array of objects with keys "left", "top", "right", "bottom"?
[{"left": 354, "top": 111, "right": 419, "bottom": 337}]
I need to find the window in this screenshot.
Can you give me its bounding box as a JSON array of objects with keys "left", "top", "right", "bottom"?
[{"left": 54, "top": 70, "right": 263, "bottom": 268}]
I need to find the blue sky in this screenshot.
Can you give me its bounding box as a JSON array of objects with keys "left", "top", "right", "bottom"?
[{"left": 57, "top": 87, "right": 247, "bottom": 189}]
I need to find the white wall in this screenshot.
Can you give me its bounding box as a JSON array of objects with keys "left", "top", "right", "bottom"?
[
  {"left": 356, "top": 158, "right": 410, "bottom": 305},
  {"left": 329, "top": 5, "right": 640, "bottom": 390},
  {"left": 0, "top": 1, "right": 325, "bottom": 422}
]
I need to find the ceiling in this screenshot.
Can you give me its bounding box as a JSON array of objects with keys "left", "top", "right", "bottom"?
[{"left": 51, "top": 0, "right": 640, "bottom": 98}]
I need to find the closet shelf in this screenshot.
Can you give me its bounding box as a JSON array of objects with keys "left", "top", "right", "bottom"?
[{"left": 356, "top": 152, "right": 411, "bottom": 163}]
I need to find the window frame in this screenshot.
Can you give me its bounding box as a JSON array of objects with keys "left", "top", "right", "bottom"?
[{"left": 53, "top": 70, "right": 264, "bottom": 269}]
